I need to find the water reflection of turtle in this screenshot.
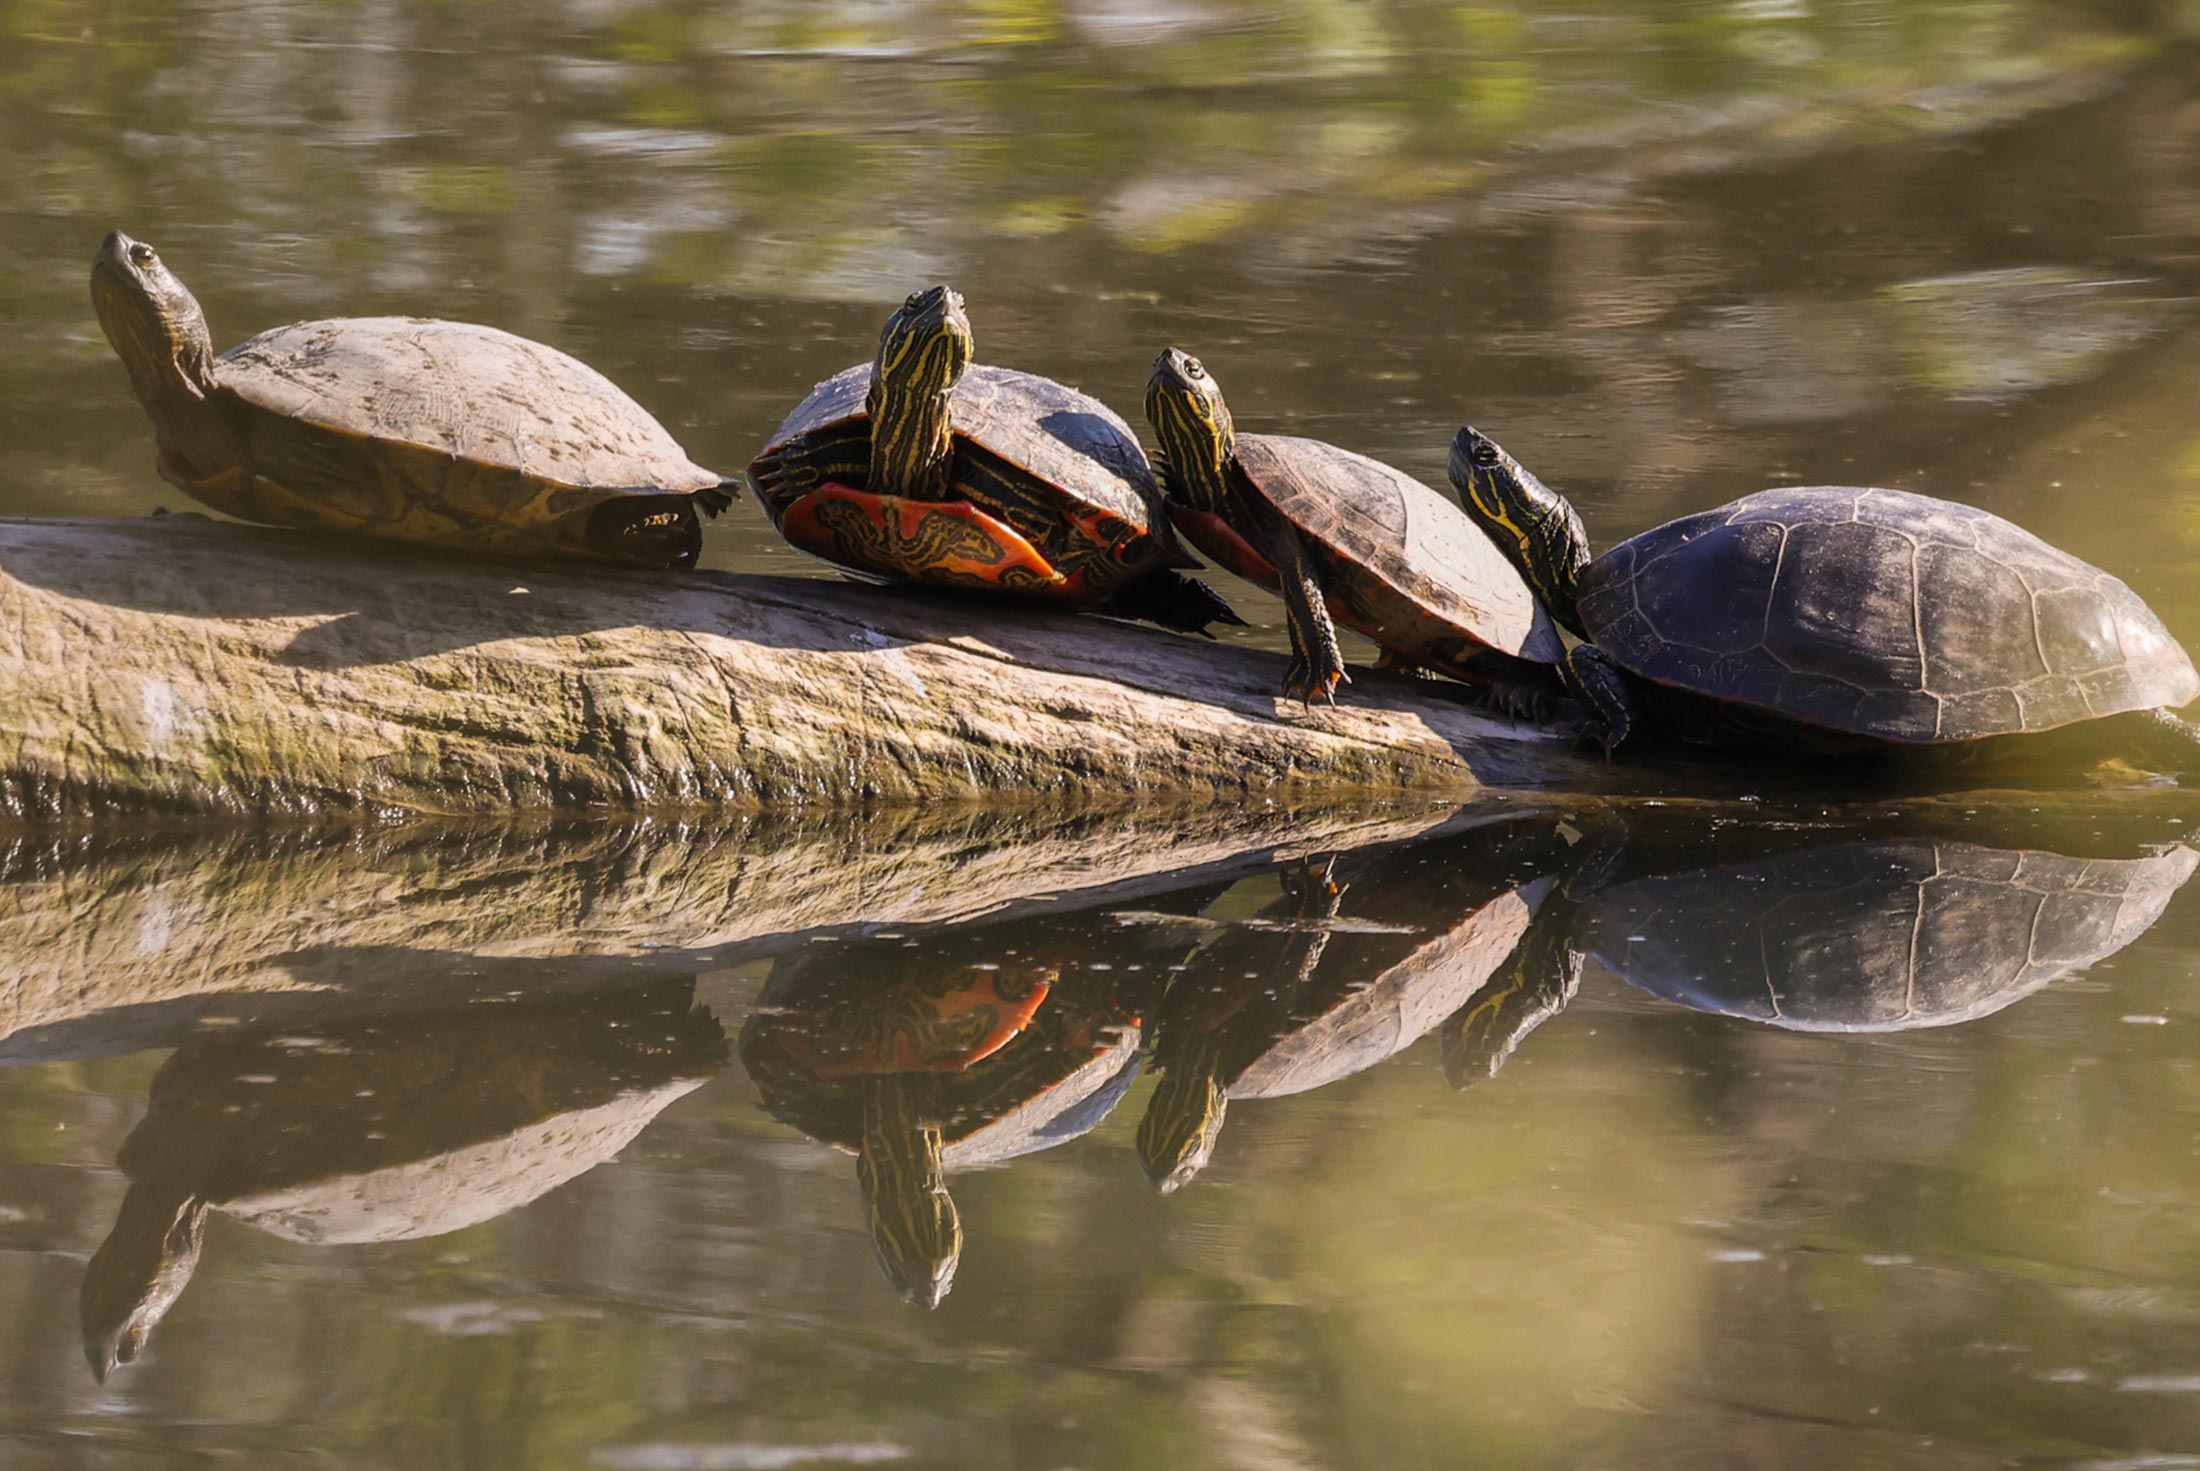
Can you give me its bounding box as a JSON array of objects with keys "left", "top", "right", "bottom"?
[
  {"left": 88, "top": 233, "right": 734, "bottom": 568},
  {"left": 740, "top": 903, "right": 1196, "bottom": 1307},
  {"left": 1137, "top": 833, "right": 1559, "bottom": 1191},
  {"left": 1448, "top": 426, "right": 2200, "bottom": 764},
  {"left": 1579, "top": 837, "right": 2198, "bottom": 1031},
  {"left": 747, "top": 286, "right": 1236, "bottom": 635},
  {"left": 81, "top": 977, "right": 727, "bottom": 1380},
  {"left": 1443, "top": 827, "right": 2197, "bottom": 1052}
]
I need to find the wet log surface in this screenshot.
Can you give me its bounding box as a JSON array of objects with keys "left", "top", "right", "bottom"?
[{"left": 0, "top": 517, "right": 1609, "bottom": 823}]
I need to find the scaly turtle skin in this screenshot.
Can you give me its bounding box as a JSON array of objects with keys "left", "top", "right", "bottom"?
[
  {"left": 740, "top": 911, "right": 1174, "bottom": 1307},
  {"left": 748, "top": 287, "right": 1239, "bottom": 636},
  {"left": 1450, "top": 426, "right": 2200, "bottom": 761},
  {"left": 90, "top": 231, "right": 734, "bottom": 569},
  {"left": 1143, "top": 349, "right": 1562, "bottom": 705}
]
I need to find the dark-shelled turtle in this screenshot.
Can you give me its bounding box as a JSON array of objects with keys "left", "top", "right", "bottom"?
[
  {"left": 748, "top": 287, "right": 1239, "bottom": 635},
  {"left": 81, "top": 977, "right": 727, "bottom": 1380},
  {"left": 90, "top": 231, "right": 734, "bottom": 568},
  {"left": 1143, "top": 349, "right": 1562, "bottom": 704},
  {"left": 1136, "top": 828, "right": 1559, "bottom": 1192},
  {"left": 740, "top": 904, "right": 1193, "bottom": 1306},
  {"left": 1449, "top": 426, "right": 2200, "bottom": 759}
]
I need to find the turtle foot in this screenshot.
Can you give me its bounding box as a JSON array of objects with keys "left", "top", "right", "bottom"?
[{"left": 1282, "top": 656, "right": 1350, "bottom": 707}]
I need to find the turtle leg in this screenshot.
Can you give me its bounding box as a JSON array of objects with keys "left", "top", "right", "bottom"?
[
  {"left": 780, "top": 482, "right": 1068, "bottom": 592},
  {"left": 1559, "top": 644, "right": 1639, "bottom": 755},
  {"left": 1261, "top": 525, "right": 1349, "bottom": 706},
  {"left": 2134, "top": 706, "right": 2200, "bottom": 777}
]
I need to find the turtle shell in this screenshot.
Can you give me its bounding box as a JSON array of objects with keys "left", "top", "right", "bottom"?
[
  {"left": 1577, "top": 487, "right": 2200, "bottom": 742},
  {"left": 1580, "top": 838, "right": 2197, "bottom": 1031},
  {"left": 1225, "top": 434, "right": 1564, "bottom": 669},
  {"left": 208, "top": 316, "right": 729, "bottom": 565},
  {"left": 752, "top": 361, "right": 1184, "bottom": 590}
]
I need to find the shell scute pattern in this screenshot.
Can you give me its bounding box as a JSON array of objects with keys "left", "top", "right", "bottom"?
[
  {"left": 1238, "top": 434, "right": 1562, "bottom": 663},
  {"left": 221, "top": 316, "right": 719, "bottom": 493},
  {"left": 1582, "top": 486, "right": 2197, "bottom": 740}
]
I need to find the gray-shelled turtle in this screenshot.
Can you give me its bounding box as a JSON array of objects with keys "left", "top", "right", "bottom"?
[{"left": 90, "top": 231, "right": 734, "bottom": 568}]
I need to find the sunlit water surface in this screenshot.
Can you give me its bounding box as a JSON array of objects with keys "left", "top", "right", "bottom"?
[{"left": 5, "top": 0, "right": 2200, "bottom": 1466}]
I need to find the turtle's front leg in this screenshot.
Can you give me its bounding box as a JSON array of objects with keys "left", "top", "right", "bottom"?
[
  {"left": 1266, "top": 526, "right": 1349, "bottom": 706},
  {"left": 1560, "top": 644, "right": 1640, "bottom": 754}
]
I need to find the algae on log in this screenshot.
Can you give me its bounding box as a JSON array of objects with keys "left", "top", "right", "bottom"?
[{"left": 0, "top": 517, "right": 1601, "bottom": 820}]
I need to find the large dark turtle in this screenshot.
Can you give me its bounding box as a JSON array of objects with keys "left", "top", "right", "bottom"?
[
  {"left": 1449, "top": 426, "right": 2200, "bottom": 760},
  {"left": 1137, "top": 834, "right": 1558, "bottom": 1191},
  {"left": 748, "top": 287, "right": 1238, "bottom": 636},
  {"left": 1143, "top": 349, "right": 1562, "bottom": 704},
  {"left": 90, "top": 231, "right": 734, "bottom": 569},
  {"left": 740, "top": 906, "right": 1186, "bottom": 1306},
  {"left": 81, "top": 977, "right": 726, "bottom": 1380}
]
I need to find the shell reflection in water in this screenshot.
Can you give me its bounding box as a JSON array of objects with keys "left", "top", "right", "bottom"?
[
  {"left": 1572, "top": 835, "right": 2200, "bottom": 1031},
  {"left": 80, "top": 977, "right": 727, "bottom": 1381},
  {"left": 739, "top": 902, "right": 1203, "bottom": 1308},
  {"left": 1137, "top": 823, "right": 1569, "bottom": 1192}
]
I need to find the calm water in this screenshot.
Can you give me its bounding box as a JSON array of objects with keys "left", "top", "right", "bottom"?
[{"left": 6, "top": 0, "right": 2200, "bottom": 1466}]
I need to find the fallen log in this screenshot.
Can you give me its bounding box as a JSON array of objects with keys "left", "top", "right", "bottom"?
[{"left": 0, "top": 517, "right": 1607, "bottom": 821}]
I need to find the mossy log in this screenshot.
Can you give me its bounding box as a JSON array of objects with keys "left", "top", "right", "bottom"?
[{"left": 0, "top": 516, "right": 1606, "bottom": 821}]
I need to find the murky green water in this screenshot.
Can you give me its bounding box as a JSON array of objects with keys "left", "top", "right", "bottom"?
[{"left": 6, "top": 1, "right": 2200, "bottom": 1466}]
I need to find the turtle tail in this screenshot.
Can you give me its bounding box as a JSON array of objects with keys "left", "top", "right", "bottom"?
[
  {"left": 696, "top": 479, "right": 738, "bottom": 518},
  {"left": 1107, "top": 569, "right": 1246, "bottom": 638}
]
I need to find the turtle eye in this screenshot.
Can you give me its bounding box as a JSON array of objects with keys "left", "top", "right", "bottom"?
[
  {"left": 129, "top": 243, "right": 157, "bottom": 267},
  {"left": 903, "top": 291, "right": 924, "bottom": 312},
  {"left": 1184, "top": 357, "right": 1206, "bottom": 380},
  {"left": 1472, "top": 443, "right": 1499, "bottom": 468}
]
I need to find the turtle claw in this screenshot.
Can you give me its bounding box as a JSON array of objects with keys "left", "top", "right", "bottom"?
[{"left": 1282, "top": 659, "right": 1349, "bottom": 707}]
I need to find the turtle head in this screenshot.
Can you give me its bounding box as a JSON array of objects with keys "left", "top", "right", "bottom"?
[
  {"left": 1448, "top": 426, "right": 1593, "bottom": 640},
  {"left": 1134, "top": 1060, "right": 1227, "bottom": 1194},
  {"left": 91, "top": 232, "right": 217, "bottom": 406},
  {"left": 79, "top": 1186, "right": 209, "bottom": 1383},
  {"left": 857, "top": 1138, "right": 963, "bottom": 1310},
  {"left": 91, "top": 232, "right": 237, "bottom": 481},
  {"left": 1144, "top": 348, "right": 1235, "bottom": 516},
  {"left": 864, "top": 285, "right": 972, "bottom": 499}
]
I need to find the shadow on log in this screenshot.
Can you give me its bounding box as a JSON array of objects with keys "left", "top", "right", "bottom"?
[{"left": 0, "top": 517, "right": 1612, "bottom": 822}]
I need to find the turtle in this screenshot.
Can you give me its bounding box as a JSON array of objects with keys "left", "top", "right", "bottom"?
[
  {"left": 740, "top": 907, "right": 1184, "bottom": 1307},
  {"left": 1136, "top": 835, "right": 1555, "bottom": 1192},
  {"left": 81, "top": 977, "right": 727, "bottom": 1380},
  {"left": 89, "top": 230, "right": 734, "bottom": 569},
  {"left": 1448, "top": 425, "right": 2200, "bottom": 762},
  {"left": 1142, "top": 347, "right": 1563, "bottom": 705},
  {"left": 747, "top": 287, "right": 1240, "bottom": 636}
]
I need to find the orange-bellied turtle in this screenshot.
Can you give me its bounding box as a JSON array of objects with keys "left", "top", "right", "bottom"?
[
  {"left": 1142, "top": 348, "right": 1562, "bottom": 705},
  {"left": 747, "top": 286, "right": 1240, "bottom": 635},
  {"left": 1449, "top": 425, "right": 2200, "bottom": 760},
  {"left": 90, "top": 231, "right": 734, "bottom": 569}
]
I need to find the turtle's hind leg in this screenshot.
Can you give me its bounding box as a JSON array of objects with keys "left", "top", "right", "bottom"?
[
  {"left": 2134, "top": 706, "right": 2200, "bottom": 779},
  {"left": 1107, "top": 569, "right": 1246, "bottom": 637}
]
